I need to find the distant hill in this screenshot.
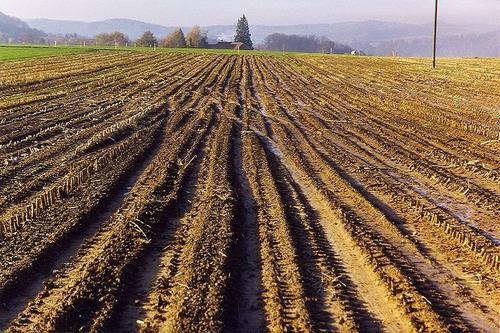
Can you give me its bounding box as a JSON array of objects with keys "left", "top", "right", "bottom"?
[
  {"left": 205, "top": 21, "right": 498, "bottom": 45},
  {"left": 26, "top": 18, "right": 497, "bottom": 43},
  {"left": 352, "top": 31, "right": 500, "bottom": 57},
  {"left": 0, "top": 11, "right": 46, "bottom": 43},
  {"left": 26, "top": 18, "right": 175, "bottom": 40},
  {"left": 17, "top": 15, "right": 500, "bottom": 57}
]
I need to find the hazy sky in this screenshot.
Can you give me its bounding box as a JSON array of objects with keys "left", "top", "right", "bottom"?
[{"left": 0, "top": 0, "right": 498, "bottom": 26}]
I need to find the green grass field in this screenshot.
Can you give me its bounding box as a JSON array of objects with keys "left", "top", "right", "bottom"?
[
  {"left": 0, "top": 44, "right": 339, "bottom": 61},
  {"left": 0, "top": 45, "right": 98, "bottom": 61}
]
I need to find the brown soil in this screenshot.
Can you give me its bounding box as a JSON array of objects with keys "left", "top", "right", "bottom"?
[{"left": 0, "top": 53, "right": 498, "bottom": 333}]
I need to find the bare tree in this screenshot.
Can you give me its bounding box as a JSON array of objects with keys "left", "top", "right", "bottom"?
[
  {"left": 186, "top": 26, "right": 208, "bottom": 48},
  {"left": 95, "top": 32, "right": 129, "bottom": 46}
]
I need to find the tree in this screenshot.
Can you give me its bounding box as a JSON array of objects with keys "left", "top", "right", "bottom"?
[
  {"left": 185, "top": 26, "right": 208, "bottom": 48},
  {"left": 95, "top": 33, "right": 112, "bottom": 45},
  {"left": 136, "top": 31, "right": 157, "bottom": 47},
  {"left": 234, "top": 15, "right": 253, "bottom": 50},
  {"left": 161, "top": 29, "right": 187, "bottom": 48},
  {"left": 110, "top": 32, "right": 129, "bottom": 46},
  {"left": 95, "top": 32, "right": 129, "bottom": 46}
]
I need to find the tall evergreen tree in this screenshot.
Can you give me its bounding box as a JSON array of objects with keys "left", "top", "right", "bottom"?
[{"left": 234, "top": 15, "right": 253, "bottom": 50}]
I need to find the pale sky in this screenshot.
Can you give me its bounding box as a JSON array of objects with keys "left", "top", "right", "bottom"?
[{"left": 0, "top": 0, "right": 499, "bottom": 26}]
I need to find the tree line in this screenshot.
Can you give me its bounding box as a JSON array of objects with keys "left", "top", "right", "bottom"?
[
  {"left": 259, "top": 33, "right": 354, "bottom": 54},
  {"left": 1, "top": 13, "right": 255, "bottom": 50},
  {"left": 93, "top": 26, "right": 208, "bottom": 48},
  {"left": 94, "top": 15, "right": 253, "bottom": 49},
  {"left": 4, "top": 12, "right": 358, "bottom": 55}
]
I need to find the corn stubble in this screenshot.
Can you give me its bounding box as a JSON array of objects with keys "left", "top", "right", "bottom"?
[{"left": 0, "top": 52, "right": 498, "bottom": 333}]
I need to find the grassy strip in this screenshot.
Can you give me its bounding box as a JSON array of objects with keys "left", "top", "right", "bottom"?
[
  {"left": 0, "top": 45, "right": 97, "bottom": 61},
  {"left": 0, "top": 44, "right": 345, "bottom": 61}
]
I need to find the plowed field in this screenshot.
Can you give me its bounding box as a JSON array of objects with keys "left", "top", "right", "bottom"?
[{"left": 0, "top": 52, "right": 498, "bottom": 333}]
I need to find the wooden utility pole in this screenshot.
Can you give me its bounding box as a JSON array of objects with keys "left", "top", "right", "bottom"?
[{"left": 432, "top": 0, "right": 439, "bottom": 68}]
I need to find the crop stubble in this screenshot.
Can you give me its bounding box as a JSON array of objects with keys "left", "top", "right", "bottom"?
[{"left": 0, "top": 52, "right": 498, "bottom": 332}]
